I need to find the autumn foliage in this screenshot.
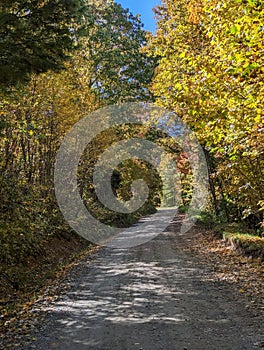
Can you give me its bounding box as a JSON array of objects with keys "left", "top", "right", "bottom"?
[
  {"left": 147, "top": 0, "right": 264, "bottom": 230},
  {"left": 0, "top": 0, "right": 263, "bottom": 280}
]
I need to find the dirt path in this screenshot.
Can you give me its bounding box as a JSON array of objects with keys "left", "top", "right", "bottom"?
[{"left": 7, "top": 215, "right": 264, "bottom": 349}]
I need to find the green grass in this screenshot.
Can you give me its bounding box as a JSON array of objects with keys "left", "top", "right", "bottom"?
[
  {"left": 222, "top": 231, "right": 264, "bottom": 259},
  {"left": 193, "top": 215, "right": 264, "bottom": 260}
]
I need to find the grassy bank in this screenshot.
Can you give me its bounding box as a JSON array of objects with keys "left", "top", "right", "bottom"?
[
  {"left": 221, "top": 229, "right": 264, "bottom": 261},
  {"left": 179, "top": 206, "right": 264, "bottom": 261}
]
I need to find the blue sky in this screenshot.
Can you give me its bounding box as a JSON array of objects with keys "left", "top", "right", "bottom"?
[{"left": 117, "top": 0, "right": 161, "bottom": 32}]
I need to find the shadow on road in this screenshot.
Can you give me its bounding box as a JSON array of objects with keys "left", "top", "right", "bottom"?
[{"left": 24, "top": 217, "right": 259, "bottom": 350}]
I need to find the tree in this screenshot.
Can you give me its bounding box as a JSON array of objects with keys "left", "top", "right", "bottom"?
[
  {"left": 147, "top": 0, "right": 264, "bottom": 228},
  {"left": 0, "top": 0, "right": 88, "bottom": 86},
  {"left": 76, "top": 0, "right": 157, "bottom": 103},
  {"left": 0, "top": 0, "right": 158, "bottom": 265}
]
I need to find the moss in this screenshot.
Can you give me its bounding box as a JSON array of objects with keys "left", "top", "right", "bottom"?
[{"left": 222, "top": 231, "right": 264, "bottom": 260}]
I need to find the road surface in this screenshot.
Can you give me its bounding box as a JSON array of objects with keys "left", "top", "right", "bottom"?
[{"left": 23, "top": 215, "right": 263, "bottom": 350}]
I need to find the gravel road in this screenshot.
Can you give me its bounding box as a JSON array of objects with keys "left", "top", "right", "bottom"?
[{"left": 23, "top": 215, "right": 263, "bottom": 350}]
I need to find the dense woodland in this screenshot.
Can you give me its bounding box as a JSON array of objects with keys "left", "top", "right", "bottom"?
[
  {"left": 0, "top": 0, "right": 263, "bottom": 281},
  {"left": 148, "top": 0, "right": 264, "bottom": 230}
]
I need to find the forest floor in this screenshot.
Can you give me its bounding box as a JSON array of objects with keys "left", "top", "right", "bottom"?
[{"left": 0, "top": 213, "right": 263, "bottom": 349}]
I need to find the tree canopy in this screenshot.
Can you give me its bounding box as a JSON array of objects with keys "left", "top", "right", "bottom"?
[
  {"left": 0, "top": 0, "right": 263, "bottom": 298},
  {"left": 0, "top": 0, "right": 158, "bottom": 267},
  {"left": 0, "top": 0, "right": 88, "bottom": 85},
  {"left": 146, "top": 0, "right": 264, "bottom": 227},
  {"left": 75, "top": 0, "right": 156, "bottom": 103}
]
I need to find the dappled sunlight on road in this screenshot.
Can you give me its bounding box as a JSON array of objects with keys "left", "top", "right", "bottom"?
[{"left": 24, "top": 217, "right": 259, "bottom": 350}]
